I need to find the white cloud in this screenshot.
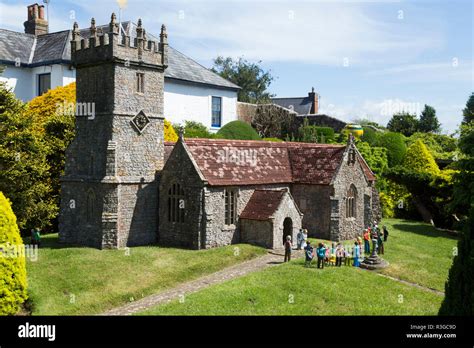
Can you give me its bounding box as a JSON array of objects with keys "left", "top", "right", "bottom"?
[{"left": 67, "top": 0, "right": 444, "bottom": 66}]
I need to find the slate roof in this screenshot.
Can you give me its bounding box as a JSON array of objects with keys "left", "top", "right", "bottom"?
[
  {"left": 271, "top": 96, "right": 313, "bottom": 115},
  {"left": 0, "top": 22, "right": 240, "bottom": 90},
  {"left": 173, "top": 138, "right": 376, "bottom": 186},
  {"left": 239, "top": 190, "right": 287, "bottom": 221}
]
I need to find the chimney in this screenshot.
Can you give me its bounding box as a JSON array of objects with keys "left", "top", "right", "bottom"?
[
  {"left": 24, "top": 3, "right": 49, "bottom": 36},
  {"left": 309, "top": 87, "right": 319, "bottom": 114}
]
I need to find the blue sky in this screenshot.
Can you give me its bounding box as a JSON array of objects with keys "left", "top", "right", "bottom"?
[{"left": 1, "top": 0, "right": 472, "bottom": 133}]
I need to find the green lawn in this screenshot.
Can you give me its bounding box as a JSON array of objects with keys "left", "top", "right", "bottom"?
[
  {"left": 379, "top": 218, "right": 458, "bottom": 291},
  {"left": 138, "top": 219, "right": 457, "bottom": 316},
  {"left": 26, "top": 235, "right": 266, "bottom": 315}
]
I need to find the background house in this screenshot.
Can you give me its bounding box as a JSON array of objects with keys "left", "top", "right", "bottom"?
[{"left": 0, "top": 3, "right": 240, "bottom": 131}]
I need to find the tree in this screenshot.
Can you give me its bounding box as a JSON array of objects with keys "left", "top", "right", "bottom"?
[
  {"left": 403, "top": 139, "right": 440, "bottom": 174},
  {"left": 439, "top": 120, "right": 474, "bottom": 315},
  {"left": 361, "top": 127, "right": 379, "bottom": 146},
  {"left": 355, "top": 141, "right": 388, "bottom": 176},
  {"left": 164, "top": 119, "right": 178, "bottom": 142},
  {"left": 0, "top": 83, "right": 54, "bottom": 233},
  {"left": 462, "top": 92, "right": 474, "bottom": 124},
  {"left": 216, "top": 120, "right": 261, "bottom": 140},
  {"left": 387, "top": 113, "right": 419, "bottom": 136},
  {"left": 418, "top": 105, "right": 441, "bottom": 133},
  {"left": 375, "top": 132, "right": 407, "bottom": 167},
  {"left": 0, "top": 192, "right": 28, "bottom": 315},
  {"left": 211, "top": 56, "right": 274, "bottom": 103},
  {"left": 408, "top": 132, "right": 458, "bottom": 160},
  {"left": 25, "top": 83, "right": 76, "bottom": 232}
]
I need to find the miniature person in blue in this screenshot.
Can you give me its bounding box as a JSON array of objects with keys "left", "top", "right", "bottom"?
[
  {"left": 353, "top": 241, "right": 360, "bottom": 267},
  {"left": 316, "top": 243, "right": 326, "bottom": 269}
]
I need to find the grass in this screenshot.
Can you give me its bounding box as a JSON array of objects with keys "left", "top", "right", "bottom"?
[
  {"left": 26, "top": 234, "right": 266, "bottom": 315},
  {"left": 137, "top": 218, "right": 457, "bottom": 316},
  {"left": 138, "top": 260, "right": 443, "bottom": 316},
  {"left": 379, "top": 218, "right": 458, "bottom": 291}
]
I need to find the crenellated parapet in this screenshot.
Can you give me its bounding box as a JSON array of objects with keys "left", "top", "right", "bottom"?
[{"left": 71, "top": 13, "right": 168, "bottom": 69}]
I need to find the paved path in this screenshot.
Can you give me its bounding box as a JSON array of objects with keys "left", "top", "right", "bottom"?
[{"left": 102, "top": 249, "right": 304, "bottom": 316}]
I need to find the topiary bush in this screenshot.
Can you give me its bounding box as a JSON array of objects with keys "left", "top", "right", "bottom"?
[
  {"left": 216, "top": 120, "right": 261, "bottom": 140},
  {"left": 0, "top": 192, "right": 28, "bottom": 315},
  {"left": 375, "top": 131, "right": 407, "bottom": 167}
]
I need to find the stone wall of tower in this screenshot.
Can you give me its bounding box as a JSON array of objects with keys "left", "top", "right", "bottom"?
[{"left": 59, "top": 16, "right": 168, "bottom": 249}]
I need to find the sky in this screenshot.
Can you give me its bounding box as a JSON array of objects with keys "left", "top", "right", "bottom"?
[{"left": 1, "top": 0, "right": 472, "bottom": 133}]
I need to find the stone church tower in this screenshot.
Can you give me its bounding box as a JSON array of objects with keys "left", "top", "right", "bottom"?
[{"left": 59, "top": 14, "right": 168, "bottom": 248}]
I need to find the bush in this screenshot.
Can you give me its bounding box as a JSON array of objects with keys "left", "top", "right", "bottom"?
[
  {"left": 164, "top": 119, "right": 178, "bottom": 142},
  {"left": 375, "top": 132, "right": 407, "bottom": 166},
  {"left": 403, "top": 139, "right": 440, "bottom": 174},
  {"left": 408, "top": 132, "right": 458, "bottom": 160},
  {"left": 216, "top": 120, "right": 261, "bottom": 140},
  {"left": 0, "top": 192, "right": 28, "bottom": 315},
  {"left": 0, "top": 83, "right": 54, "bottom": 233},
  {"left": 175, "top": 121, "right": 214, "bottom": 139},
  {"left": 361, "top": 127, "right": 379, "bottom": 146},
  {"left": 356, "top": 141, "right": 388, "bottom": 176},
  {"left": 262, "top": 137, "right": 283, "bottom": 142}
]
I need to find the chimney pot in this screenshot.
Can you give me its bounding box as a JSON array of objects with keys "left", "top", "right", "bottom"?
[{"left": 24, "top": 3, "right": 48, "bottom": 36}]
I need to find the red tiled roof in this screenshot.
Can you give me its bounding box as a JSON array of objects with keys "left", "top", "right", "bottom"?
[
  {"left": 357, "top": 155, "right": 376, "bottom": 181},
  {"left": 288, "top": 146, "right": 346, "bottom": 184},
  {"left": 164, "top": 138, "right": 375, "bottom": 186},
  {"left": 239, "top": 190, "right": 286, "bottom": 220},
  {"left": 183, "top": 139, "right": 293, "bottom": 186}
]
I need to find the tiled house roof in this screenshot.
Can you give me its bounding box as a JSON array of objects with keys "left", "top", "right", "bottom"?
[
  {"left": 183, "top": 139, "right": 293, "bottom": 186},
  {"left": 288, "top": 146, "right": 346, "bottom": 185},
  {"left": 0, "top": 29, "right": 71, "bottom": 67},
  {"left": 239, "top": 190, "right": 287, "bottom": 220},
  {"left": 173, "top": 138, "right": 375, "bottom": 186}
]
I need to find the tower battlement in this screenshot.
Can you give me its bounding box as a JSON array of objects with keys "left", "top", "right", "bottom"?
[{"left": 71, "top": 14, "right": 168, "bottom": 69}]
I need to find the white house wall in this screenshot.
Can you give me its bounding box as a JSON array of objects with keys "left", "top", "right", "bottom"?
[
  {"left": 0, "top": 64, "right": 75, "bottom": 101},
  {"left": 1, "top": 64, "right": 238, "bottom": 130},
  {"left": 164, "top": 80, "right": 238, "bottom": 131}
]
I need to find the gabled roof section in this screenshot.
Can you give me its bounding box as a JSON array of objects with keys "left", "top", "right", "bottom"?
[
  {"left": 182, "top": 138, "right": 293, "bottom": 186},
  {"left": 0, "top": 29, "right": 71, "bottom": 67},
  {"left": 171, "top": 138, "right": 362, "bottom": 186},
  {"left": 239, "top": 190, "right": 287, "bottom": 221},
  {"left": 271, "top": 96, "right": 313, "bottom": 115},
  {"left": 288, "top": 145, "right": 346, "bottom": 185},
  {"left": 0, "top": 23, "right": 240, "bottom": 90}
]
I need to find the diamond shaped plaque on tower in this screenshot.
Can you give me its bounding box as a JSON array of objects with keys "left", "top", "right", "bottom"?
[{"left": 131, "top": 110, "right": 150, "bottom": 134}]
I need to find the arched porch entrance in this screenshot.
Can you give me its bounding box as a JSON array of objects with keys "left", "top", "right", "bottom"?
[{"left": 283, "top": 217, "right": 293, "bottom": 245}]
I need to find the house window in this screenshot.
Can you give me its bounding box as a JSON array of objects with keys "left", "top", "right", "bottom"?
[
  {"left": 346, "top": 185, "right": 357, "bottom": 218},
  {"left": 38, "top": 73, "right": 51, "bottom": 96},
  {"left": 224, "top": 189, "right": 237, "bottom": 225},
  {"left": 168, "top": 183, "right": 185, "bottom": 223},
  {"left": 136, "top": 73, "right": 145, "bottom": 93},
  {"left": 211, "top": 96, "right": 222, "bottom": 127}
]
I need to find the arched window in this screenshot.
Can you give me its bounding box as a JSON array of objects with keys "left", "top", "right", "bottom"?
[
  {"left": 86, "top": 190, "right": 95, "bottom": 223},
  {"left": 346, "top": 185, "right": 357, "bottom": 218},
  {"left": 168, "top": 183, "right": 185, "bottom": 223}
]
